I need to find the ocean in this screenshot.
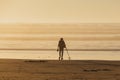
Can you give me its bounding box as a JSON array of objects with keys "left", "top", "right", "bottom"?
[{"left": 0, "top": 23, "right": 120, "bottom": 60}]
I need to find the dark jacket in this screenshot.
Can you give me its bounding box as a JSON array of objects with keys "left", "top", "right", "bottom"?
[{"left": 58, "top": 40, "right": 66, "bottom": 49}]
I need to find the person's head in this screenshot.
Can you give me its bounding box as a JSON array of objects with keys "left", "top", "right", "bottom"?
[{"left": 60, "top": 38, "right": 64, "bottom": 41}]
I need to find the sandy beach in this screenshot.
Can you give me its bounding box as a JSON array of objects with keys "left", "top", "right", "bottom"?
[{"left": 0, "top": 59, "right": 119, "bottom": 80}]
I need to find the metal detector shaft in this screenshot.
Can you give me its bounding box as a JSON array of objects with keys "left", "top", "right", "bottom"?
[{"left": 66, "top": 48, "right": 70, "bottom": 58}]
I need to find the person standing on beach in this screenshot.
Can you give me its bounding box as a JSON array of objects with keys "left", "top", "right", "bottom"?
[{"left": 57, "top": 38, "right": 66, "bottom": 60}]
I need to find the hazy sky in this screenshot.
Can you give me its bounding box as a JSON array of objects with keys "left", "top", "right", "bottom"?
[{"left": 0, "top": 0, "right": 120, "bottom": 23}]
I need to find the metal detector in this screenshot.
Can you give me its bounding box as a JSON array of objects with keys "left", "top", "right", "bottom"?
[{"left": 66, "top": 48, "right": 71, "bottom": 60}]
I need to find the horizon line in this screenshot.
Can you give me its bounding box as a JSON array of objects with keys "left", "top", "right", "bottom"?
[{"left": 0, "top": 22, "right": 120, "bottom": 25}]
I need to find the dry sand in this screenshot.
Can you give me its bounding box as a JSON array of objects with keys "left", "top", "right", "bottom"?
[{"left": 0, "top": 59, "right": 119, "bottom": 80}]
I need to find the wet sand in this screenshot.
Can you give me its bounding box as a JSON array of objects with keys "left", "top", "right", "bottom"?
[{"left": 0, "top": 59, "right": 120, "bottom": 80}]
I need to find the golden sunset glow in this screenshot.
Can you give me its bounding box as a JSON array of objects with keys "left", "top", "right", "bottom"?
[
  {"left": 0, "top": 0, "right": 120, "bottom": 60},
  {"left": 0, "top": 0, "right": 120, "bottom": 23}
]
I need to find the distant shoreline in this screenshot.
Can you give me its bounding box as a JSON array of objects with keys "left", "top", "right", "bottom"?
[{"left": 0, "top": 48, "right": 120, "bottom": 51}]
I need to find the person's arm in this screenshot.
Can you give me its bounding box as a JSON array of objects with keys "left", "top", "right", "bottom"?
[
  {"left": 57, "top": 41, "right": 60, "bottom": 51},
  {"left": 64, "top": 41, "right": 66, "bottom": 48}
]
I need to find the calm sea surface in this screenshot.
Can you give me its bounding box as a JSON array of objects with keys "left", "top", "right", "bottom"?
[{"left": 0, "top": 24, "right": 120, "bottom": 60}]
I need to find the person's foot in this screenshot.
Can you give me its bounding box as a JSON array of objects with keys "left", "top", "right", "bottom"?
[
  {"left": 59, "top": 57, "right": 61, "bottom": 60},
  {"left": 61, "top": 57, "right": 63, "bottom": 60}
]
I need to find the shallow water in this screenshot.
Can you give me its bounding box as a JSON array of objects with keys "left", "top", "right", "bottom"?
[
  {"left": 0, "top": 40, "right": 120, "bottom": 60},
  {"left": 0, "top": 50, "right": 120, "bottom": 60}
]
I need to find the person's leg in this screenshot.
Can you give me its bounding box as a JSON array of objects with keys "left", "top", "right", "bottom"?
[
  {"left": 61, "top": 49, "right": 64, "bottom": 60},
  {"left": 59, "top": 50, "right": 61, "bottom": 60}
]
